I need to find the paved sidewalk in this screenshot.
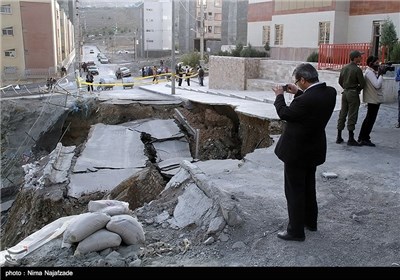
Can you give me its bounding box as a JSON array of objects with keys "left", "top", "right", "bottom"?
[{"left": 138, "top": 76, "right": 343, "bottom": 114}]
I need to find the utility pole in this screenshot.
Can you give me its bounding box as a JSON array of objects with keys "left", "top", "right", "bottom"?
[
  {"left": 74, "top": 0, "right": 81, "bottom": 94},
  {"left": 171, "top": 0, "right": 175, "bottom": 95},
  {"left": 75, "top": 0, "right": 81, "bottom": 71},
  {"left": 199, "top": 0, "right": 204, "bottom": 66}
]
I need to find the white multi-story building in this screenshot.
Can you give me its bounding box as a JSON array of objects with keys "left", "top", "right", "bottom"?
[
  {"left": 143, "top": 0, "right": 172, "bottom": 57},
  {"left": 247, "top": 0, "right": 400, "bottom": 61}
]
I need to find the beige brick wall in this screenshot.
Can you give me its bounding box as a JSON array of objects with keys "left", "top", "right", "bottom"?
[
  {"left": 209, "top": 57, "right": 397, "bottom": 103},
  {"left": 208, "top": 56, "right": 261, "bottom": 90}
]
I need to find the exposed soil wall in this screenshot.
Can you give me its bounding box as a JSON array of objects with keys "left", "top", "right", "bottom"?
[{"left": 1, "top": 97, "right": 279, "bottom": 249}]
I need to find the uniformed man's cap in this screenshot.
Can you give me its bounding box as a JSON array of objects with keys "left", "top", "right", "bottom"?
[{"left": 350, "top": 50, "right": 364, "bottom": 60}]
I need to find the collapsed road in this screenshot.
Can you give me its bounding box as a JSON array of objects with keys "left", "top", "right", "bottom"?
[
  {"left": 1, "top": 83, "right": 280, "bottom": 251},
  {"left": 1, "top": 77, "right": 399, "bottom": 268}
]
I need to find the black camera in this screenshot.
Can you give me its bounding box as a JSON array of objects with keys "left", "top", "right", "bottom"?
[
  {"left": 379, "top": 63, "right": 395, "bottom": 75},
  {"left": 282, "top": 84, "right": 289, "bottom": 91}
]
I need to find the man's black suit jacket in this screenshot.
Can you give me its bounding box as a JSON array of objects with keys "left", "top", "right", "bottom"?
[{"left": 274, "top": 82, "right": 337, "bottom": 167}]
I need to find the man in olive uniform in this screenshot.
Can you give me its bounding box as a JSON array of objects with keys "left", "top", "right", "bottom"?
[{"left": 336, "top": 50, "right": 366, "bottom": 146}]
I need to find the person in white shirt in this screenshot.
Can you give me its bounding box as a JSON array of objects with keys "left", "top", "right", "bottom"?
[
  {"left": 357, "top": 55, "right": 383, "bottom": 146},
  {"left": 395, "top": 67, "right": 400, "bottom": 128}
]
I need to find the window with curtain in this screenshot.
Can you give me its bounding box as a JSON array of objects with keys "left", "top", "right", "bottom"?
[
  {"left": 274, "top": 24, "right": 283, "bottom": 45},
  {"left": 319, "top": 21, "right": 330, "bottom": 44},
  {"left": 2, "top": 27, "right": 13, "bottom": 36}
]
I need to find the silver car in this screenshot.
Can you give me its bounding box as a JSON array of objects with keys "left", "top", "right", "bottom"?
[{"left": 115, "top": 67, "right": 131, "bottom": 79}]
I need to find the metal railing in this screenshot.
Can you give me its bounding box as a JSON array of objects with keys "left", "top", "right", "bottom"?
[
  {"left": 318, "top": 43, "right": 371, "bottom": 70},
  {"left": 25, "top": 67, "right": 57, "bottom": 78}
]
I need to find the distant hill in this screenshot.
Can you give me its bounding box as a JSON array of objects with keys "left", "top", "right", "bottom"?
[
  {"left": 80, "top": 6, "right": 140, "bottom": 39},
  {"left": 79, "top": 0, "right": 143, "bottom": 8}
]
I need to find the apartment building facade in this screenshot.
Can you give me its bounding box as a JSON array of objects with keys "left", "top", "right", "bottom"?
[
  {"left": 178, "top": 0, "right": 247, "bottom": 56},
  {"left": 247, "top": 0, "right": 400, "bottom": 61},
  {"left": 139, "top": 0, "right": 172, "bottom": 58},
  {"left": 1, "top": 0, "right": 75, "bottom": 82}
]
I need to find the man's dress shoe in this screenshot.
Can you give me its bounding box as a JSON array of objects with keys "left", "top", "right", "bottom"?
[
  {"left": 305, "top": 225, "right": 317, "bottom": 231},
  {"left": 359, "top": 140, "right": 376, "bottom": 147},
  {"left": 277, "top": 231, "right": 305, "bottom": 241}
]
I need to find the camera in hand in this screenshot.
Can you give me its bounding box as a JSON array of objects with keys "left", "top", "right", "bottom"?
[
  {"left": 282, "top": 84, "right": 289, "bottom": 91},
  {"left": 379, "top": 63, "right": 395, "bottom": 75}
]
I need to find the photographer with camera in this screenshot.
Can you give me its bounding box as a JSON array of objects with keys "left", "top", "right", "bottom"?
[
  {"left": 395, "top": 66, "right": 400, "bottom": 128},
  {"left": 272, "top": 63, "right": 337, "bottom": 241},
  {"left": 357, "top": 55, "right": 384, "bottom": 147}
]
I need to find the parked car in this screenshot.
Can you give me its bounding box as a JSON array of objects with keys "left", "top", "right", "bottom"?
[
  {"left": 115, "top": 67, "right": 131, "bottom": 79},
  {"left": 99, "top": 57, "right": 109, "bottom": 64},
  {"left": 122, "top": 77, "right": 134, "bottom": 89},
  {"left": 117, "top": 50, "right": 129, "bottom": 54},
  {"left": 97, "top": 78, "right": 115, "bottom": 91},
  {"left": 87, "top": 65, "right": 99, "bottom": 75},
  {"left": 90, "top": 49, "right": 94, "bottom": 54},
  {"left": 86, "top": 60, "right": 96, "bottom": 66}
]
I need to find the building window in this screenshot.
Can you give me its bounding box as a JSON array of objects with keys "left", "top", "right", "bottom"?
[
  {"left": 4, "top": 66, "right": 17, "bottom": 74},
  {"left": 262, "top": 25, "right": 270, "bottom": 46},
  {"left": 319, "top": 22, "right": 330, "bottom": 44},
  {"left": 215, "top": 0, "right": 222, "bottom": 7},
  {"left": 5, "top": 49, "right": 16, "bottom": 57},
  {"left": 1, "top": 4, "right": 12, "bottom": 14},
  {"left": 197, "top": 0, "right": 206, "bottom": 8},
  {"left": 214, "top": 13, "right": 222, "bottom": 21},
  {"left": 2, "top": 27, "right": 13, "bottom": 36},
  {"left": 214, "top": 26, "right": 221, "bottom": 34},
  {"left": 207, "top": 26, "right": 212, "bottom": 33},
  {"left": 372, "top": 20, "right": 386, "bottom": 57},
  {"left": 274, "top": 24, "right": 283, "bottom": 45}
]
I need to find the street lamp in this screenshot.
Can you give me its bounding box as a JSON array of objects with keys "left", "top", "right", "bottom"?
[
  {"left": 199, "top": 0, "right": 204, "bottom": 65},
  {"left": 75, "top": 1, "right": 81, "bottom": 71},
  {"left": 171, "top": 0, "right": 175, "bottom": 95}
]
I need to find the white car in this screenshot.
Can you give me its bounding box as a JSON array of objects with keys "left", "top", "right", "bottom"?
[
  {"left": 117, "top": 50, "right": 129, "bottom": 54},
  {"left": 99, "top": 56, "right": 109, "bottom": 64},
  {"left": 87, "top": 65, "right": 99, "bottom": 75}
]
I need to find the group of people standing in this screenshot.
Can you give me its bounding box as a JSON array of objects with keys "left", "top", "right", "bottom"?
[
  {"left": 335, "top": 50, "right": 390, "bottom": 147},
  {"left": 175, "top": 63, "right": 205, "bottom": 87},
  {"left": 271, "top": 49, "right": 398, "bottom": 242},
  {"left": 46, "top": 77, "right": 57, "bottom": 90}
]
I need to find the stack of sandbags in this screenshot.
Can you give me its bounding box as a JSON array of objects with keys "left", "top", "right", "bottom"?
[
  {"left": 88, "top": 200, "right": 130, "bottom": 216},
  {"left": 106, "top": 215, "right": 145, "bottom": 246},
  {"left": 61, "top": 200, "right": 145, "bottom": 255}
]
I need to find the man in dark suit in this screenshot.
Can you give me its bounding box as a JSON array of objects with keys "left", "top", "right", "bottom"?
[{"left": 272, "top": 63, "right": 337, "bottom": 241}]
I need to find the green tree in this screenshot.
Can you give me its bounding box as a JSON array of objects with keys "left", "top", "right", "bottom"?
[
  {"left": 231, "top": 43, "right": 244, "bottom": 57},
  {"left": 264, "top": 42, "right": 270, "bottom": 52},
  {"left": 380, "top": 18, "right": 398, "bottom": 61},
  {"left": 390, "top": 41, "right": 400, "bottom": 63},
  {"left": 240, "top": 44, "right": 266, "bottom": 57},
  {"left": 181, "top": 52, "right": 201, "bottom": 67},
  {"left": 307, "top": 51, "right": 318, "bottom": 62}
]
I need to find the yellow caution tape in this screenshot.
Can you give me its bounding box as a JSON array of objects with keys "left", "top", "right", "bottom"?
[{"left": 77, "top": 72, "right": 199, "bottom": 88}]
